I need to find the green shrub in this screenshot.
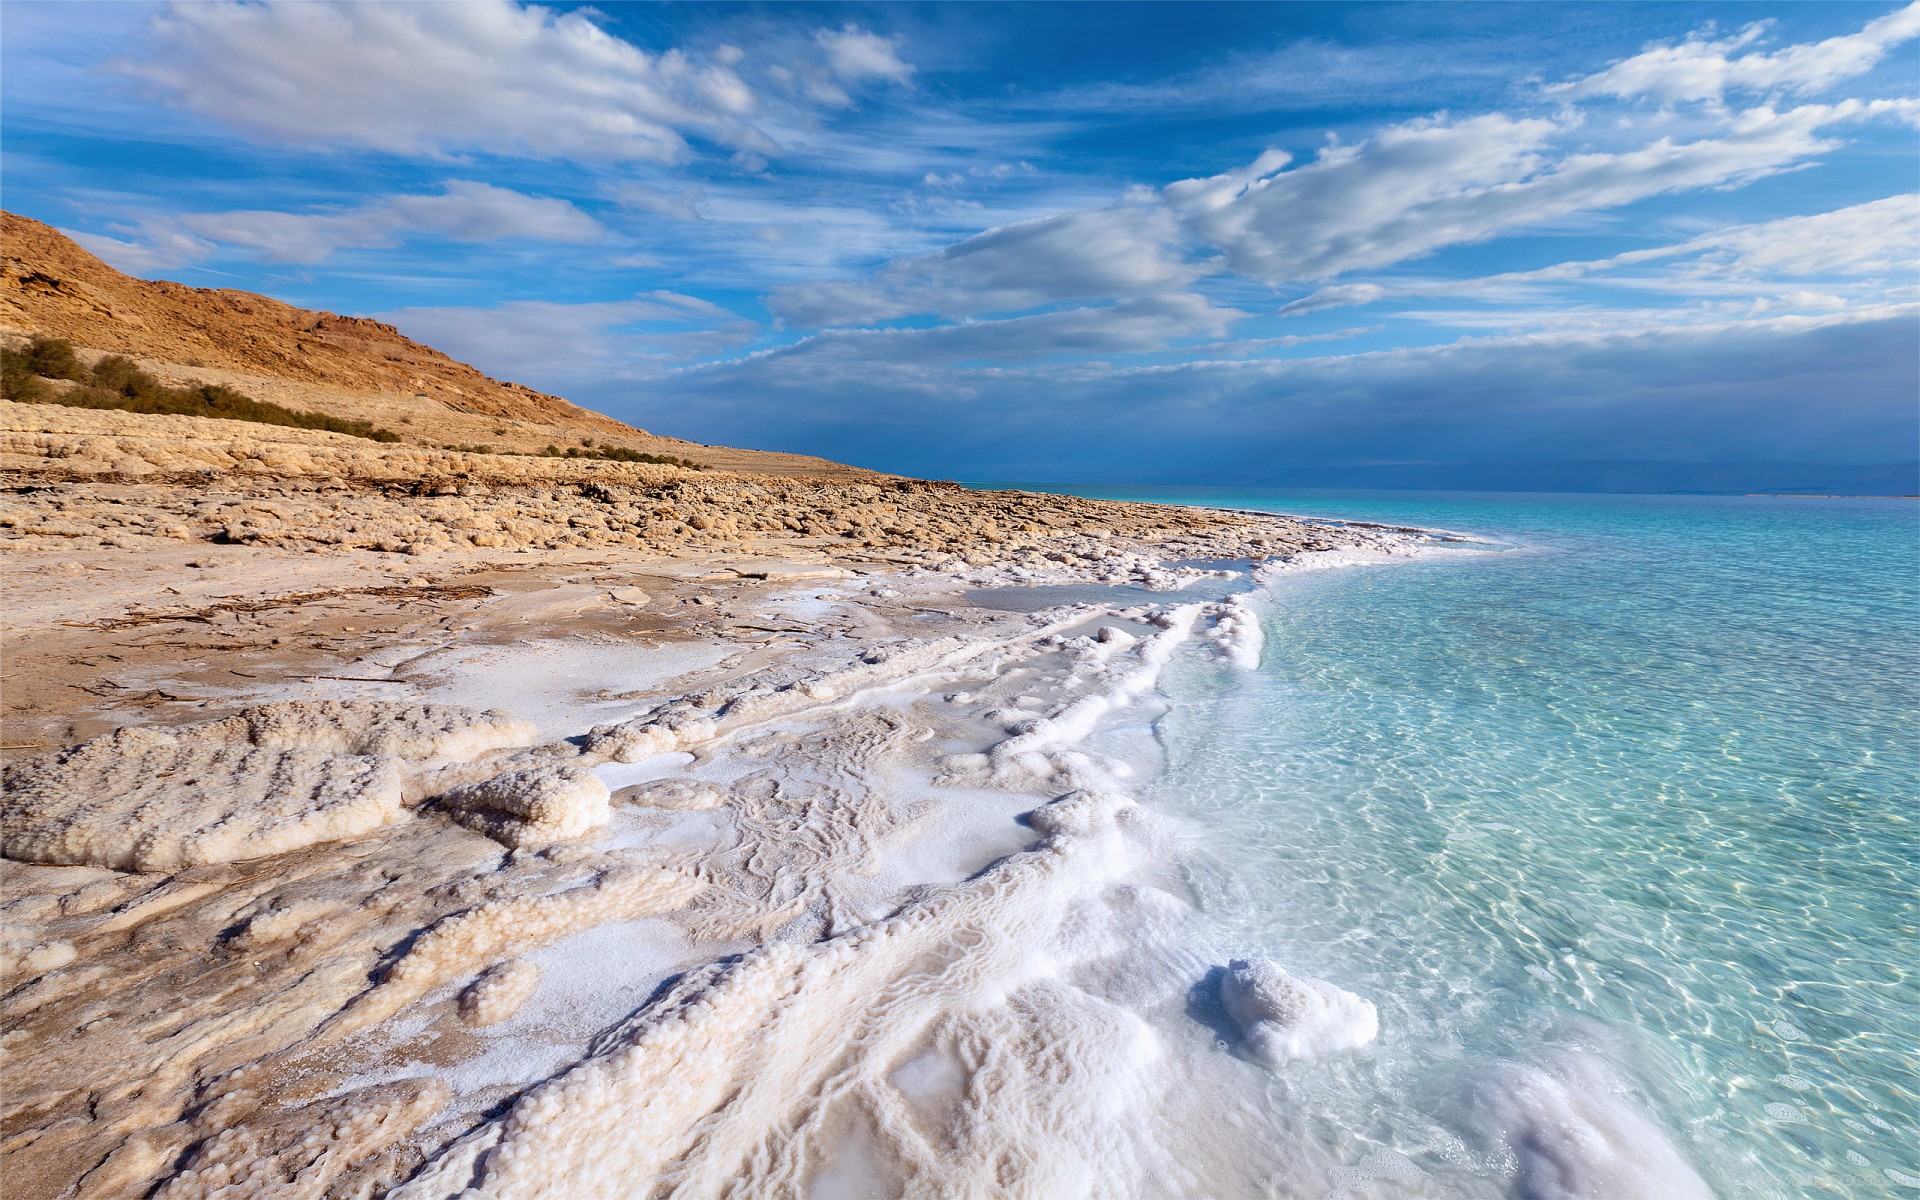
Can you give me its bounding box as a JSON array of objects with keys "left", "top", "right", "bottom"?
[
  {"left": 535, "top": 442, "right": 701, "bottom": 468},
  {"left": 6, "top": 345, "right": 403, "bottom": 442},
  {"left": 2, "top": 347, "right": 49, "bottom": 402},
  {"left": 25, "top": 336, "right": 88, "bottom": 382}
]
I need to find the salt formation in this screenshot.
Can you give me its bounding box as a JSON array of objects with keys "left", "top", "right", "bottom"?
[
  {"left": 1, "top": 702, "right": 540, "bottom": 871},
  {"left": 1220, "top": 957, "right": 1379, "bottom": 1067},
  {"left": 392, "top": 792, "right": 1160, "bottom": 1200},
  {"left": 220, "top": 700, "right": 535, "bottom": 759},
  {"left": 1208, "top": 597, "right": 1264, "bottom": 670},
  {"left": 0, "top": 929, "right": 75, "bottom": 981},
  {"left": 154, "top": 1078, "right": 451, "bottom": 1200},
  {"left": 969, "top": 605, "right": 1202, "bottom": 790},
  {"left": 439, "top": 765, "right": 610, "bottom": 848},
  {"left": 1468, "top": 1038, "right": 1713, "bottom": 1200},
  {"left": 459, "top": 959, "right": 540, "bottom": 1027},
  {"left": 333, "top": 864, "right": 700, "bottom": 1036},
  {"left": 615, "top": 779, "right": 725, "bottom": 810}
]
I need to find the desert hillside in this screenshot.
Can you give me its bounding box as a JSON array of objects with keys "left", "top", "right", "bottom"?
[{"left": 0, "top": 211, "right": 866, "bottom": 478}]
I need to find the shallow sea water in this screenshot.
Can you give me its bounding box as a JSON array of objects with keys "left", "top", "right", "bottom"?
[{"left": 977, "top": 485, "right": 1920, "bottom": 1198}]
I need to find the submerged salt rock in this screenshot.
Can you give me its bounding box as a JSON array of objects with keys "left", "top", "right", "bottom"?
[
  {"left": 1469, "top": 1038, "right": 1712, "bottom": 1200},
  {"left": 440, "top": 765, "right": 611, "bottom": 848},
  {"left": 0, "top": 701, "right": 540, "bottom": 871},
  {"left": 460, "top": 959, "right": 540, "bottom": 1027},
  {"left": 1220, "top": 957, "right": 1378, "bottom": 1067}
]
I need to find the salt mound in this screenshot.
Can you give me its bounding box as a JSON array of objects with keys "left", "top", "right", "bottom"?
[
  {"left": 1470, "top": 1040, "right": 1712, "bottom": 1199},
  {"left": 1220, "top": 957, "right": 1378, "bottom": 1067},
  {"left": 460, "top": 959, "right": 540, "bottom": 1027},
  {"left": 223, "top": 700, "right": 536, "bottom": 759},
  {"left": 440, "top": 765, "right": 611, "bottom": 848},
  {"left": 2, "top": 701, "right": 541, "bottom": 871}
]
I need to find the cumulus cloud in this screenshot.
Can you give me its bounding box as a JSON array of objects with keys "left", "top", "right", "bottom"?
[
  {"left": 817, "top": 26, "right": 913, "bottom": 85},
  {"left": 128, "top": 0, "right": 770, "bottom": 162},
  {"left": 1552, "top": 1, "right": 1920, "bottom": 104},
  {"left": 769, "top": 205, "right": 1198, "bottom": 324},
  {"left": 160, "top": 182, "right": 604, "bottom": 264}
]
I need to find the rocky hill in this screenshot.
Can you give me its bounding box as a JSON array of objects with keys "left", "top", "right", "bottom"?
[{"left": 0, "top": 211, "right": 866, "bottom": 478}]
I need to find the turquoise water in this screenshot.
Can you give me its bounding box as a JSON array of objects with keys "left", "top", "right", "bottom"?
[{"left": 987, "top": 486, "right": 1920, "bottom": 1196}]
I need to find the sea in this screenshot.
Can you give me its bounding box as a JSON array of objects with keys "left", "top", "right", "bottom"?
[{"left": 973, "top": 484, "right": 1920, "bottom": 1198}]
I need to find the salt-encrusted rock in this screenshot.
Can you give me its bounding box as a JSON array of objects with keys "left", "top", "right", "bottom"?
[
  {"left": 439, "top": 765, "right": 611, "bottom": 849},
  {"left": 615, "top": 779, "right": 725, "bottom": 811},
  {"left": 1, "top": 728, "right": 407, "bottom": 872},
  {"left": 1, "top": 701, "right": 541, "bottom": 871},
  {"left": 460, "top": 959, "right": 540, "bottom": 1027},
  {"left": 1220, "top": 957, "right": 1378, "bottom": 1067}
]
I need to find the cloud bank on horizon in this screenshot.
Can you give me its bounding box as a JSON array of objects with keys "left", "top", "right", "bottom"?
[{"left": 4, "top": 0, "right": 1916, "bottom": 485}]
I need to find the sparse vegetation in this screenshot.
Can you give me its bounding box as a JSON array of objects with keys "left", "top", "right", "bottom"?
[
  {"left": 541, "top": 442, "right": 703, "bottom": 469},
  {"left": 3, "top": 338, "right": 402, "bottom": 442}
]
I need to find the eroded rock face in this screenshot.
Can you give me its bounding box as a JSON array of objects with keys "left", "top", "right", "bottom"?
[{"left": 1, "top": 701, "right": 538, "bottom": 871}]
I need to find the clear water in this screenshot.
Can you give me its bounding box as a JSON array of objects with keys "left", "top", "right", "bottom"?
[{"left": 980, "top": 485, "right": 1920, "bottom": 1197}]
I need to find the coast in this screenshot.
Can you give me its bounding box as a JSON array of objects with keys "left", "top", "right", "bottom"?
[{"left": 0, "top": 400, "right": 1439, "bottom": 1197}]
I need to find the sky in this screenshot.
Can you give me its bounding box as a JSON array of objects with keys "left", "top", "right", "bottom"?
[{"left": 3, "top": 1, "right": 1917, "bottom": 488}]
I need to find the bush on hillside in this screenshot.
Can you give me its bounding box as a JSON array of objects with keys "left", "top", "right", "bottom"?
[
  {"left": 25, "top": 336, "right": 88, "bottom": 382},
  {"left": 540, "top": 443, "right": 703, "bottom": 469},
  {"left": 2, "top": 345, "right": 402, "bottom": 442},
  {"left": 1, "top": 347, "right": 49, "bottom": 402}
]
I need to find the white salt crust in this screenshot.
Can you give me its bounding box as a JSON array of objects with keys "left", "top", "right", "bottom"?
[
  {"left": 1220, "top": 957, "right": 1379, "bottom": 1067},
  {"left": 460, "top": 960, "right": 541, "bottom": 1027},
  {"left": 1469, "top": 1037, "right": 1714, "bottom": 1200},
  {"left": 440, "top": 765, "right": 611, "bottom": 849},
  {"left": 1, "top": 701, "right": 538, "bottom": 871},
  {"left": 391, "top": 791, "right": 1146, "bottom": 1200}
]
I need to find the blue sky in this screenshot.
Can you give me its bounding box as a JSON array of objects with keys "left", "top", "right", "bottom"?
[{"left": 4, "top": 1, "right": 1916, "bottom": 484}]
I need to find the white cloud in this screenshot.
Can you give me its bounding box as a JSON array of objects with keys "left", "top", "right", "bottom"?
[
  {"left": 382, "top": 292, "right": 757, "bottom": 386},
  {"left": 1166, "top": 101, "right": 1896, "bottom": 284},
  {"left": 1552, "top": 2, "right": 1920, "bottom": 104},
  {"left": 817, "top": 26, "right": 913, "bottom": 85},
  {"left": 69, "top": 226, "right": 216, "bottom": 276},
  {"left": 770, "top": 293, "right": 1243, "bottom": 362},
  {"left": 1279, "top": 194, "right": 1920, "bottom": 315},
  {"left": 769, "top": 205, "right": 1198, "bottom": 324},
  {"left": 165, "top": 182, "right": 604, "bottom": 264},
  {"left": 608, "top": 183, "right": 704, "bottom": 221},
  {"left": 129, "top": 0, "right": 771, "bottom": 163}
]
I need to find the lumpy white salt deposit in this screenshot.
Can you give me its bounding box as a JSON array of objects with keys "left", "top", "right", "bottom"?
[
  {"left": 440, "top": 765, "right": 611, "bottom": 848},
  {"left": 1207, "top": 597, "right": 1265, "bottom": 670},
  {"left": 1219, "top": 957, "right": 1379, "bottom": 1067},
  {"left": 1, "top": 701, "right": 541, "bottom": 871},
  {"left": 1467, "top": 1037, "right": 1713, "bottom": 1200},
  {"left": 460, "top": 959, "right": 541, "bottom": 1027}
]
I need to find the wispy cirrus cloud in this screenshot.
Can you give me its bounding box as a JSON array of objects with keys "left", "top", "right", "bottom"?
[
  {"left": 82, "top": 182, "right": 603, "bottom": 269},
  {"left": 1278, "top": 194, "right": 1920, "bottom": 315},
  {"left": 382, "top": 292, "right": 758, "bottom": 387},
  {"left": 1550, "top": 1, "right": 1920, "bottom": 104}
]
